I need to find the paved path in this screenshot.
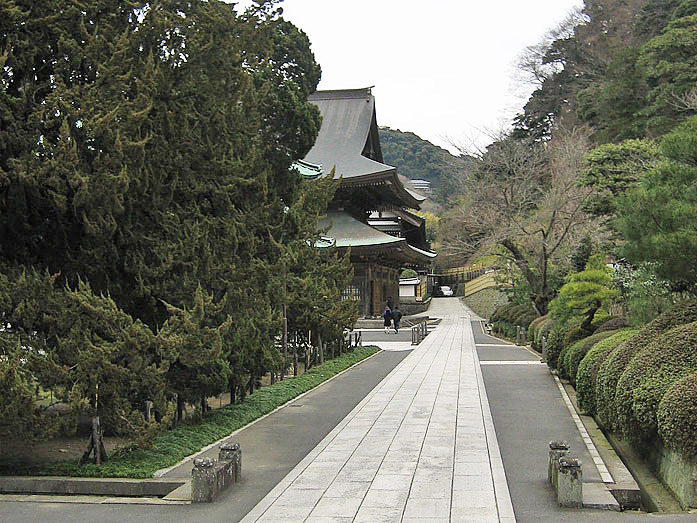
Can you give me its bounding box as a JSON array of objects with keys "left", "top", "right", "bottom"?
[
  {"left": 0, "top": 350, "right": 411, "bottom": 523},
  {"left": 242, "top": 298, "right": 514, "bottom": 522}
]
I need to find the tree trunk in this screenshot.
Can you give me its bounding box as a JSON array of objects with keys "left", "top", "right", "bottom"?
[
  {"left": 293, "top": 335, "right": 298, "bottom": 376},
  {"left": 318, "top": 332, "right": 325, "bottom": 365},
  {"left": 81, "top": 416, "right": 107, "bottom": 465},
  {"left": 581, "top": 301, "right": 600, "bottom": 332},
  {"left": 176, "top": 394, "right": 184, "bottom": 424},
  {"left": 230, "top": 382, "right": 236, "bottom": 405},
  {"left": 282, "top": 272, "right": 288, "bottom": 381}
]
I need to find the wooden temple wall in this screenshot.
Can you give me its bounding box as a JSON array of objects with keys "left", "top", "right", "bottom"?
[{"left": 353, "top": 263, "right": 400, "bottom": 318}]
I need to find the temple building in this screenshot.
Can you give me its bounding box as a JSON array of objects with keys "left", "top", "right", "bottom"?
[{"left": 296, "top": 87, "right": 436, "bottom": 317}]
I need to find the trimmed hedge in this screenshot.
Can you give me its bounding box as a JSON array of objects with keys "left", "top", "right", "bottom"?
[
  {"left": 545, "top": 324, "right": 567, "bottom": 370},
  {"left": 658, "top": 371, "right": 697, "bottom": 457},
  {"left": 595, "top": 299, "right": 697, "bottom": 431},
  {"left": 563, "top": 325, "right": 589, "bottom": 348},
  {"left": 528, "top": 315, "right": 549, "bottom": 352},
  {"left": 559, "top": 330, "right": 617, "bottom": 385},
  {"left": 576, "top": 328, "right": 638, "bottom": 415},
  {"left": 490, "top": 302, "right": 517, "bottom": 322},
  {"left": 614, "top": 321, "right": 697, "bottom": 443},
  {"left": 491, "top": 302, "right": 538, "bottom": 342}
]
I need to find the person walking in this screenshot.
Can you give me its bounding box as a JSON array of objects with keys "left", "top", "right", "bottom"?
[
  {"left": 392, "top": 305, "right": 403, "bottom": 334},
  {"left": 383, "top": 305, "right": 393, "bottom": 334}
]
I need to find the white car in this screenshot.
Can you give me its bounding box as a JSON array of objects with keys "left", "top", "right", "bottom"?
[{"left": 440, "top": 285, "right": 454, "bottom": 297}]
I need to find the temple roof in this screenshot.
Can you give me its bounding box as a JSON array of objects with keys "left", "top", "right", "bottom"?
[
  {"left": 305, "top": 88, "right": 391, "bottom": 180},
  {"left": 317, "top": 211, "right": 436, "bottom": 264},
  {"left": 302, "top": 88, "right": 425, "bottom": 209},
  {"left": 318, "top": 211, "right": 403, "bottom": 248}
]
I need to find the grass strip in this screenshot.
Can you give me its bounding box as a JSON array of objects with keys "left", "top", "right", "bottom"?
[{"left": 0, "top": 346, "right": 380, "bottom": 478}]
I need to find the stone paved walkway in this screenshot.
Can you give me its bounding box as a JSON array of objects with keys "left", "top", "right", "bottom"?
[{"left": 241, "top": 298, "right": 515, "bottom": 522}]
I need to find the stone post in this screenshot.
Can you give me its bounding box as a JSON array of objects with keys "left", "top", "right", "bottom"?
[
  {"left": 557, "top": 457, "right": 583, "bottom": 508},
  {"left": 219, "top": 442, "right": 242, "bottom": 482},
  {"left": 542, "top": 336, "right": 548, "bottom": 362},
  {"left": 191, "top": 457, "right": 217, "bottom": 503},
  {"left": 521, "top": 327, "right": 527, "bottom": 345},
  {"left": 548, "top": 440, "right": 570, "bottom": 486}
]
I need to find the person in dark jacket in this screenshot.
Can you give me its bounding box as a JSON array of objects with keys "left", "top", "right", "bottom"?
[
  {"left": 383, "top": 306, "right": 393, "bottom": 334},
  {"left": 392, "top": 305, "right": 403, "bottom": 333}
]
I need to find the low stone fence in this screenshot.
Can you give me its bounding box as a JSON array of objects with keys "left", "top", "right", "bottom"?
[{"left": 191, "top": 442, "right": 242, "bottom": 503}]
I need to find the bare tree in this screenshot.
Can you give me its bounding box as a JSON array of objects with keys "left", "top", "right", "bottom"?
[
  {"left": 440, "top": 127, "right": 598, "bottom": 314},
  {"left": 514, "top": 8, "right": 589, "bottom": 88}
]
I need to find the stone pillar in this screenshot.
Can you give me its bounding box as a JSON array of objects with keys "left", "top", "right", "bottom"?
[
  {"left": 191, "top": 457, "right": 217, "bottom": 503},
  {"left": 548, "top": 440, "right": 570, "bottom": 486},
  {"left": 542, "top": 336, "right": 548, "bottom": 362},
  {"left": 557, "top": 457, "right": 583, "bottom": 508},
  {"left": 219, "top": 442, "right": 242, "bottom": 482}
]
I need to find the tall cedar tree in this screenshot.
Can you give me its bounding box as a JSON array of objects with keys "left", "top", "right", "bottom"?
[{"left": 0, "top": 1, "right": 353, "bottom": 445}]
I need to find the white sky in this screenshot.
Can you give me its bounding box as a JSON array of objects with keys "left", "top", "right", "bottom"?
[{"left": 278, "top": 0, "right": 584, "bottom": 154}]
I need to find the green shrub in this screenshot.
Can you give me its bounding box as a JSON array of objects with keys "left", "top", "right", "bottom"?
[
  {"left": 492, "top": 321, "right": 517, "bottom": 340},
  {"left": 596, "top": 299, "right": 697, "bottom": 432},
  {"left": 537, "top": 317, "right": 553, "bottom": 347},
  {"left": 576, "top": 329, "right": 638, "bottom": 415},
  {"left": 615, "top": 322, "right": 697, "bottom": 443},
  {"left": 594, "top": 316, "right": 630, "bottom": 333},
  {"left": 491, "top": 302, "right": 536, "bottom": 342},
  {"left": 563, "top": 325, "right": 588, "bottom": 348},
  {"left": 503, "top": 304, "right": 525, "bottom": 323},
  {"left": 514, "top": 309, "right": 539, "bottom": 332},
  {"left": 400, "top": 269, "right": 418, "bottom": 279},
  {"left": 548, "top": 256, "right": 617, "bottom": 331},
  {"left": 590, "top": 310, "right": 612, "bottom": 329},
  {"left": 492, "top": 303, "right": 535, "bottom": 325},
  {"left": 491, "top": 303, "right": 517, "bottom": 323},
  {"left": 657, "top": 371, "right": 697, "bottom": 457},
  {"left": 559, "top": 330, "right": 617, "bottom": 385},
  {"left": 546, "top": 324, "right": 567, "bottom": 370},
  {"left": 528, "top": 315, "right": 548, "bottom": 351}
]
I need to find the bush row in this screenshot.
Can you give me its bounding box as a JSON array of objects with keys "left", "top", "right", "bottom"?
[
  {"left": 490, "top": 303, "right": 538, "bottom": 341},
  {"left": 576, "top": 328, "right": 638, "bottom": 415},
  {"left": 558, "top": 330, "right": 617, "bottom": 386},
  {"left": 558, "top": 299, "right": 697, "bottom": 460}
]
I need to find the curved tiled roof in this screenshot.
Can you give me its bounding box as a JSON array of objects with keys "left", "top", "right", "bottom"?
[
  {"left": 318, "top": 211, "right": 404, "bottom": 248},
  {"left": 304, "top": 88, "right": 424, "bottom": 208},
  {"left": 317, "top": 211, "right": 436, "bottom": 264}
]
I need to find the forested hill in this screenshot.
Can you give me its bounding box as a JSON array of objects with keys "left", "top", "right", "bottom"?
[{"left": 378, "top": 127, "right": 461, "bottom": 197}]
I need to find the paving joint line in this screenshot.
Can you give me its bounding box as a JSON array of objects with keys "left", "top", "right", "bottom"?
[
  {"left": 240, "top": 347, "right": 426, "bottom": 522},
  {"left": 244, "top": 321, "right": 444, "bottom": 522},
  {"left": 553, "top": 374, "right": 614, "bottom": 483}
]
